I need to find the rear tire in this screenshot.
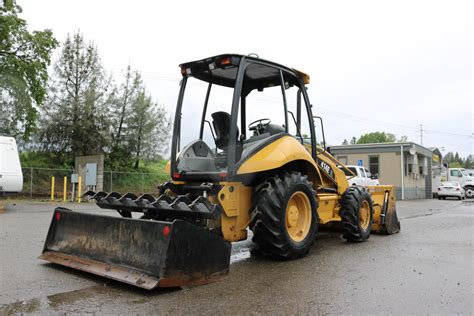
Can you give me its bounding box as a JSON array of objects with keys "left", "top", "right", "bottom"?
[
  {"left": 250, "top": 172, "right": 319, "bottom": 259},
  {"left": 340, "top": 186, "right": 373, "bottom": 242}
]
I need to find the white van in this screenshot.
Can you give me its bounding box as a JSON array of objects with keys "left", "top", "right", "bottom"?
[{"left": 0, "top": 136, "right": 23, "bottom": 193}]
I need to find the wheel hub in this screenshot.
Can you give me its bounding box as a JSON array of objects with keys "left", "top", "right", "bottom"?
[
  {"left": 287, "top": 205, "right": 299, "bottom": 227},
  {"left": 359, "top": 200, "right": 371, "bottom": 230},
  {"left": 285, "top": 192, "right": 312, "bottom": 242}
]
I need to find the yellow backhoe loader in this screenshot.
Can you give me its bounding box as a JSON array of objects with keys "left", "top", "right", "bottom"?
[{"left": 40, "top": 54, "right": 400, "bottom": 289}]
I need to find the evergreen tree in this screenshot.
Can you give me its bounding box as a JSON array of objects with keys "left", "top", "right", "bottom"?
[
  {"left": 127, "top": 91, "right": 170, "bottom": 168},
  {"left": 108, "top": 65, "right": 143, "bottom": 167},
  {"left": 39, "top": 31, "right": 112, "bottom": 157}
]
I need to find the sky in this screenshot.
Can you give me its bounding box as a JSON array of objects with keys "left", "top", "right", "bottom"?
[{"left": 20, "top": 0, "right": 473, "bottom": 157}]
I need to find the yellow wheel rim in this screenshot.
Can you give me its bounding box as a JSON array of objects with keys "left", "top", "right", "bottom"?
[
  {"left": 359, "top": 200, "right": 371, "bottom": 230},
  {"left": 285, "top": 191, "right": 312, "bottom": 242}
]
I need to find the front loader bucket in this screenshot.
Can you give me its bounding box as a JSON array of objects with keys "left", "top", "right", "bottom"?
[
  {"left": 370, "top": 185, "right": 401, "bottom": 234},
  {"left": 40, "top": 208, "right": 231, "bottom": 289}
]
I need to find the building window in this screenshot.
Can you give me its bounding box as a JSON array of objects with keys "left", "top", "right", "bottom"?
[
  {"left": 369, "top": 156, "right": 379, "bottom": 176},
  {"left": 337, "top": 156, "right": 348, "bottom": 165},
  {"left": 408, "top": 164, "right": 413, "bottom": 174},
  {"left": 419, "top": 165, "right": 424, "bottom": 176}
]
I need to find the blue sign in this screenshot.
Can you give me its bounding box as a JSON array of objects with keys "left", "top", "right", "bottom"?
[{"left": 357, "top": 159, "right": 363, "bottom": 166}]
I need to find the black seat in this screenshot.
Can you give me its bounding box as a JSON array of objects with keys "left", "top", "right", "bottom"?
[{"left": 211, "top": 112, "right": 239, "bottom": 150}]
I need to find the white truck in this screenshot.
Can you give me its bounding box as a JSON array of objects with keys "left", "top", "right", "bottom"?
[
  {"left": 0, "top": 136, "right": 23, "bottom": 193},
  {"left": 447, "top": 168, "right": 474, "bottom": 198},
  {"left": 341, "top": 165, "right": 380, "bottom": 187}
]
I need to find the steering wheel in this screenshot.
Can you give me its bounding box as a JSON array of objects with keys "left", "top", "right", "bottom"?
[{"left": 248, "top": 118, "right": 271, "bottom": 135}]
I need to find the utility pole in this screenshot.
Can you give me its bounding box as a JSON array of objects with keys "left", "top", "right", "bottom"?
[{"left": 419, "top": 124, "right": 423, "bottom": 145}]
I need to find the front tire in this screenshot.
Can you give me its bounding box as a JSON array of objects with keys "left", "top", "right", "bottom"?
[
  {"left": 340, "top": 186, "right": 374, "bottom": 242},
  {"left": 465, "top": 187, "right": 474, "bottom": 198},
  {"left": 250, "top": 172, "right": 319, "bottom": 259}
]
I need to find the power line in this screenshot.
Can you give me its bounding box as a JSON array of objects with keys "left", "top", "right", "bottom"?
[{"left": 106, "top": 72, "right": 473, "bottom": 139}]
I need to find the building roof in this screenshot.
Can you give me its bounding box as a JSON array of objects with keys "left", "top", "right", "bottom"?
[{"left": 329, "top": 142, "right": 433, "bottom": 157}]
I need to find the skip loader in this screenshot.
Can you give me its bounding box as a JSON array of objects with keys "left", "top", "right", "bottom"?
[{"left": 40, "top": 54, "right": 400, "bottom": 289}]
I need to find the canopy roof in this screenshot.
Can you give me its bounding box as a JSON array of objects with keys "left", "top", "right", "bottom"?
[{"left": 179, "top": 54, "right": 310, "bottom": 94}]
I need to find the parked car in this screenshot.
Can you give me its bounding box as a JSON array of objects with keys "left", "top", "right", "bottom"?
[
  {"left": 447, "top": 168, "right": 474, "bottom": 198},
  {"left": 340, "top": 165, "right": 380, "bottom": 186},
  {"left": 437, "top": 181, "right": 466, "bottom": 200}
]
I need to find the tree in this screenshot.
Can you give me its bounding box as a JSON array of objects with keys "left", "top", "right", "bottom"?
[
  {"left": 454, "top": 152, "right": 461, "bottom": 164},
  {"left": 0, "top": 0, "right": 58, "bottom": 141},
  {"left": 444, "top": 152, "right": 454, "bottom": 164},
  {"left": 108, "top": 65, "right": 143, "bottom": 166},
  {"left": 127, "top": 91, "right": 170, "bottom": 168},
  {"left": 39, "top": 31, "right": 111, "bottom": 157},
  {"left": 398, "top": 135, "right": 408, "bottom": 142},
  {"left": 356, "top": 132, "right": 396, "bottom": 144},
  {"left": 465, "top": 155, "right": 473, "bottom": 169}
]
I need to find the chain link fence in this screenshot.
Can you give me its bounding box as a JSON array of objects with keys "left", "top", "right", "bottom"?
[{"left": 19, "top": 167, "right": 167, "bottom": 200}]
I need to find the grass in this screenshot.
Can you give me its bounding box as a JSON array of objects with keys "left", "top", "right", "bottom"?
[{"left": 19, "top": 151, "right": 170, "bottom": 197}]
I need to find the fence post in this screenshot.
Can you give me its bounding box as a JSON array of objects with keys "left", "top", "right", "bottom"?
[
  {"left": 51, "top": 176, "right": 55, "bottom": 201},
  {"left": 30, "top": 167, "right": 33, "bottom": 198},
  {"left": 63, "top": 176, "right": 67, "bottom": 202},
  {"left": 141, "top": 173, "right": 144, "bottom": 194},
  {"left": 78, "top": 176, "right": 82, "bottom": 203},
  {"left": 110, "top": 171, "right": 113, "bottom": 192}
]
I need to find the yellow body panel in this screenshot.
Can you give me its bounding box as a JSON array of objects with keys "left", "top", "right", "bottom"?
[
  {"left": 313, "top": 148, "right": 350, "bottom": 195},
  {"left": 217, "top": 182, "right": 253, "bottom": 242},
  {"left": 317, "top": 194, "right": 341, "bottom": 223},
  {"left": 237, "top": 136, "right": 323, "bottom": 180}
]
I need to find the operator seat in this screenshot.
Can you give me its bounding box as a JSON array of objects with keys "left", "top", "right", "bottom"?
[
  {"left": 211, "top": 111, "right": 239, "bottom": 150},
  {"left": 211, "top": 111, "right": 242, "bottom": 168}
]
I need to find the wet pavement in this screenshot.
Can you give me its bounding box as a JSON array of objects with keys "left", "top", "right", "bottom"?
[{"left": 0, "top": 199, "right": 472, "bottom": 314}]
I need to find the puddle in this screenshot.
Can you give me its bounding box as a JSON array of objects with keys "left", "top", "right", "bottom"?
[
  {"left": 0, "top": 297, "right": 49, "bottom": 315},
  {"left": 230, "top": 249, "right": 251, "bottom": 263},
  {"left": 0, "top": 285, "right": 106, "bottom": 315},
  {"left": 1, "top": 247, "right": 254, "bottom": 314}
]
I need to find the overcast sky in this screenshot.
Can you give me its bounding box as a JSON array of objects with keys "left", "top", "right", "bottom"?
[{"left": 21, "top": 0, "right": 473, "bottom": 156}]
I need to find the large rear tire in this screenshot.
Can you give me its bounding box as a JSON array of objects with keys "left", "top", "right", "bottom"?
[
  {"left": 340, "top": 186, "right": 373, "bottom": 242},
  {"left": 250, "top": 172, "right": 319, "bottom": 259}
]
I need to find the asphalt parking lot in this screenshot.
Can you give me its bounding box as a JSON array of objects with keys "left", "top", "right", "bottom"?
[{"left": 0, "top": 198, "right": 473, "bottom": 314}]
